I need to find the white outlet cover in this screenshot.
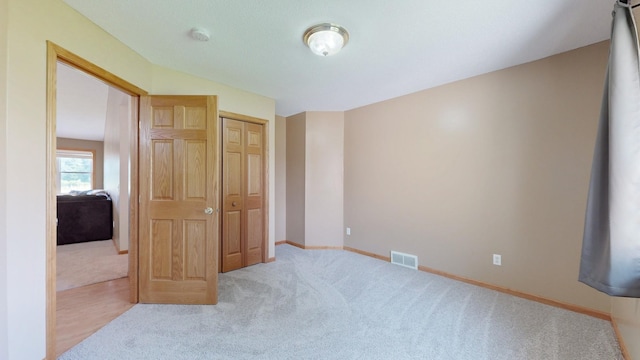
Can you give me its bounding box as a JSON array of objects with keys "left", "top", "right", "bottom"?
[{"left": 493, "top": 254, "right": 502, "bottom": 266}]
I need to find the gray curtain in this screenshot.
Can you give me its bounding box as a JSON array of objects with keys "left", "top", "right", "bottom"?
[{"left": 579, "top": 1, "right": 640, "bottom": 297}]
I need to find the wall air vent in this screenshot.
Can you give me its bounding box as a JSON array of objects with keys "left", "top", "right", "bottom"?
[{"left": 390, "top": 251, "right": 418, "bottom": 270}]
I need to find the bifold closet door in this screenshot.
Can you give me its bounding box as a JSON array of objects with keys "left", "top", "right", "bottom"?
[{"left": 221, "top": 118, "right": 264, "bottom": 272}]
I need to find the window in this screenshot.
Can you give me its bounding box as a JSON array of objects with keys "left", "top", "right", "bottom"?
[{"left": 56, "top": 149, "right": 95, "bottom": 194}]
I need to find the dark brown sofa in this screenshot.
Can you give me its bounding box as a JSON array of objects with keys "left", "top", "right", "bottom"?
[{"left": 56, "top": 192, "right": 113, "bottom": 245}]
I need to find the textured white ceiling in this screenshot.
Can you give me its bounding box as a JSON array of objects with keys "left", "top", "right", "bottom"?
[
  {"left": 56, "top": 62, "right": 109, "bottom": 141},
  {"left": 62, "top": 0, "right": 613, "bottom": 116}
]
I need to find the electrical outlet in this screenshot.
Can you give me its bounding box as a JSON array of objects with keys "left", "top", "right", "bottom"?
[
  {"left": 493, "top": 254, "right": 502, "bottom": 266},
  {"left": 346, "top": 227, "right": 351, "bottom": 235}
]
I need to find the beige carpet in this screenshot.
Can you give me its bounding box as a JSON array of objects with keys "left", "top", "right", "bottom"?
[
  {"left": 57, "top": 240, "right": 128, "bottom": 292},
  {"left": 60, "top": 244, "right": 622, "bottom": 360}
]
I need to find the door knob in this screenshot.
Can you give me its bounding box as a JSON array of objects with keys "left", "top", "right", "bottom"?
[
  {"left": 204, "top": 207, "right": 214, "bottom": 215},
  {"left": 232, "top": 201, "right": 237, "bottom": 207}
]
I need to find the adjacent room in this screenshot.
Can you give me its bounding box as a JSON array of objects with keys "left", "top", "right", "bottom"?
[
  {"left": 1, "top": 0, "right": 640, "bottom": 359},
  {"left": 55, "top": 62, "right": 131, "bottom": 290}
]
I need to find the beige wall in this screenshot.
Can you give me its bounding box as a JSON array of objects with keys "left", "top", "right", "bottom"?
[
  {"left": 5, "top": 0, "right": 146, "bottom": 354},
  {"left": 56, "top": 137, "right": 104, "bottom": 190},
  {"left": 613, "top": 297, "right": 640, "bottom": 359},
  {"left": 275, "top": 115, "right": 287, "bottom": 242},
  {"left": 344, "top": 41, "right": 611, "bottom": 312},
  {"left": 286, "top": 113, "right": 306, "bottom": 246},
  {"left": 150, "top": 65, "right": 274, "bottom": 120},
  {"left": 0, "top": 0, "right": 8, "bottom": 356},
  {"left": 103, "top": 87, "right": 132, "bottom": 252},
  {"left": 3, "top": 0, "right": 274, "bottom": 358},
  {"left": 304, "top": 112, "right": 344, "bottom": 247},
  {"left": 284, "top": 112, "right": 345, "bottom": 248}
]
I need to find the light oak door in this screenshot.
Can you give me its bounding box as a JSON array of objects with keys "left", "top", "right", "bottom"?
[
  {"left": 139, "top": 95, "right": 218, "bottom": 304},
  {"left": 221, "top": 118, "right": 265, "bottom": 272}
]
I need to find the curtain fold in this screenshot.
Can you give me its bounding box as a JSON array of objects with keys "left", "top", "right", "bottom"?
[{"left": 579, "top": 1, "right": 640, "bottom": 297}]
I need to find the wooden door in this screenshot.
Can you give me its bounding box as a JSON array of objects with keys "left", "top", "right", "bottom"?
[
  {"left": 139, "top": 95, "right": 218, "bottom": 304},
  {"left": 221, "top": 118, "right": 265, "bottom": 272}
]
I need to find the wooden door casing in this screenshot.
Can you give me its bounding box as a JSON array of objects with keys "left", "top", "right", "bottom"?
[
  {"left": 221, "top": 117, "right": 265, "bottom": 272},
  {"left": 139, "top": 95, "right": 218, "bottom": 304}
]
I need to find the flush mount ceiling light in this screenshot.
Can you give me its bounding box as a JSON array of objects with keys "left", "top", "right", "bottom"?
[{"left": 303, "top": 23, "right": 349, "bottom": 56}]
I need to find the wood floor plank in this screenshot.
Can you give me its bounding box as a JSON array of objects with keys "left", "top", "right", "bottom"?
[{"left": 56, "top": 277, "right": 133, "bottom": 357}]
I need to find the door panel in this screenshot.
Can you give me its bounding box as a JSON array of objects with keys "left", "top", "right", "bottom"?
[
  {"left": 221, "top": 119, "right": 244, "bottom": 272},
  {"left": 223, "top": 210, "right": 243, "bottom": 271},
  {"left": 184, "top": 220, "right": 206, "bottom": 279},
  {"left": 221, "top": 118, "right": 264, "bottom": 271},
  {"left": 185, "top": 140, "right": 207, "bottom": 199},
  {"left": 151, "top": 219, "right": 172, "bottom": 279},
  {"left": 152, "top": 141, "right": 174, "bottom": 199},
  {"left": 244, "top": 122, "right": 264, "bottom": 266},
  {"left": 247, "top": 154, "right": 261, "bottom": 196},
  {"left": 247, "top": 208, "right": 263, "bottom": 265},
  {"left": 226, "top": 153, "right": 242, "bottom": 196},
  {"left": 139, "top": 95, "right": 218, "bottom": 305}
]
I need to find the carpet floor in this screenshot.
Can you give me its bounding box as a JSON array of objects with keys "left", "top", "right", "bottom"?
[
  {"left": 59, "top": 244, "right": 622, "bottom": 360},
  {"left": 57, "top": 240, "right": 128, "bottom": 291}
]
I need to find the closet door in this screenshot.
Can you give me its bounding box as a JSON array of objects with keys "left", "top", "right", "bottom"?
[
  {"left": 221, "top": 118, "right": 264, "bottom": 272},
  {"left": 244, "top": 122, "right": 264, "bottom": 267}
]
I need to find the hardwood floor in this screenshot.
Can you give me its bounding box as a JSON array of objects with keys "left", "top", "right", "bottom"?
[{"left": 56, "top": 277, "right": 133, "bottom": 357}]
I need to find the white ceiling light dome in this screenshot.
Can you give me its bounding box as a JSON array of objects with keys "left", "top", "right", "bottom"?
[{"left": 303, "top": 23, "right": 349, "bottom": 56}]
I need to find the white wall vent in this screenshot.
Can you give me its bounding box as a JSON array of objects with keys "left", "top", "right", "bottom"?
[{"left": 390, "top": 251, "right": 418, "bottom": 270}]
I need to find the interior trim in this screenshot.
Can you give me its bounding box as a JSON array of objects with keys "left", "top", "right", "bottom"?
[
  {"left": 52, "top": 44, "right": 147, "bottom": 97},
  {"left": 416, "top": 263, "right": 611, "bottom": 321},
  {"left": 46, "top": 41, "right": 147, "bottom": 359},
  {"left": 343, "top": 246, "right": 388, "bottom": 262},
  {"left": 611, "top": 317, "right": 631, "bottom": 360},
  {"left": 219, "top": 111, "right": 270, "bottom": 264},
  {"left": 283, "top": 241, "right": 304, "bottom": 249},
  {"left": 128, "top": 95, "right": 140, "bottom": 304},
  {"left": 275, "top": 243, "right": 613, "bottom": 322},
  {"left": 343, "top": 246, "right": 610, "bottom": 321},
  {"left": 282, "top": 240, "right": 341, "bottom": 250},
  {"left": 219, "top": 111, "right": 268, "bottom": 126},
  {"left": 111, "top": 238, "right": 128, "bottom": 254},
  {"left": 45, "top": 41, "right": 58, "bottom": 360},
  {"left": 302, "top": 245, "right": 343, "bottom": 250}
]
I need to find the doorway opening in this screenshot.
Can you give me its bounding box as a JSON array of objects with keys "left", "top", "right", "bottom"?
[{"left": 46, "top": 42, "right": 147, "bottom": 359}]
